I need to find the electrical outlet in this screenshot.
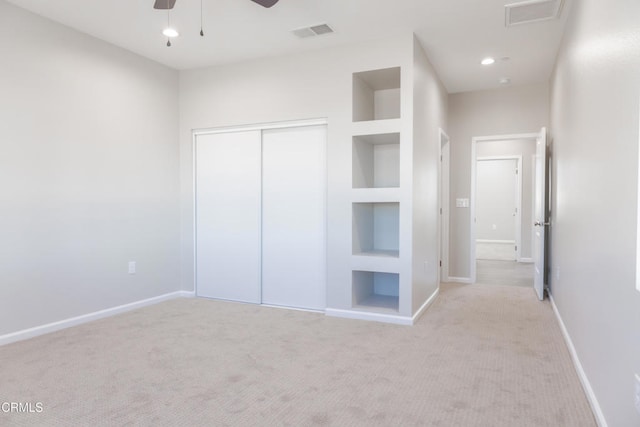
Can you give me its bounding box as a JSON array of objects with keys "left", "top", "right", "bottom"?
[
  {"left": 635, "top": 373, "right": 640, "bottom": 415},
  {"left": 128, "top": 261, "right": 136, "bottom": 275}
]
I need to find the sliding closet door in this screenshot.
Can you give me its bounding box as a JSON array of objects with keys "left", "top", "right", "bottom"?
[
  {"left": 195, "top": 131, "right": 261, "bottom": 303},
  {"left": 261, "top": 125, "right": 326, "bottom": 310}
]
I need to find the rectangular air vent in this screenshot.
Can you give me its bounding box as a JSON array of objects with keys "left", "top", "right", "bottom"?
[
  {"left": 292, "top": 23, "right": 334, "bottom": 39},
  {"left": 505, "top": 0, "right": 564, "bottom": 26}
]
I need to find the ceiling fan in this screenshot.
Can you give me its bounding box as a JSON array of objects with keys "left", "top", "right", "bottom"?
[{"left": 153, "top": 0, "right": 279, "bottom": 9}]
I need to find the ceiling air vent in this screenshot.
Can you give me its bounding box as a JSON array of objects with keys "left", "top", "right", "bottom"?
[
  {"left": 292, "top": 24, "right": 334, "bottom": 39},
  {"left": 505, "top": 0, "right": 564, "bottom": 26}
]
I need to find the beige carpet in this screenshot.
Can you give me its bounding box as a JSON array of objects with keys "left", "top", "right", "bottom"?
[{"left": 0, "top": 284, "right": 595, "bottom": 426}]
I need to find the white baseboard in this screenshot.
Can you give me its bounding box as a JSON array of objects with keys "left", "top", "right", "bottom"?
[
  {"left": 519, "top": 258, "right": 534, "bottom": 263},
  {"left": 412, "top": 288, "right": 439, "bottom": 324},
  {"left": 447, "top": 277, "right": 472, "bottom": 284},
  {"left": 325, "top": 308, "right": 413, "bottom": 326},
  {"left": 550, "top": 295, "right": 608, "bottom": 427},
  {"left": 325, "top": 288, "right": 439, "bottom": 326},
  {"left": 0, "top": 290, "right": 193, "bottom": 347}
]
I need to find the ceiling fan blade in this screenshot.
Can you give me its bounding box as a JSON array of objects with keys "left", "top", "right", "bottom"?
[
  {"left": 154, "top": 0, "right": 177, "bottom": 10},
  {"left": 250, "top": 0, "right": 279, "bottom": 8}
]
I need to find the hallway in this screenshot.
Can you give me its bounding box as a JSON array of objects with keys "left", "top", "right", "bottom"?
[{"left": 476, "top": 259, "right": 534, "bottom": 288}]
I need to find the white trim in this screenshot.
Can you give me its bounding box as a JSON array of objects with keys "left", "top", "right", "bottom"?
[
  {"left": 412, "top": 288, "right": 439, "bottom": 323},
  {"left": 531, "top": 154, "right": 536, "bottom": 265},
  {"left": 447, "top": 277, "right": 473, "bottom": 284},
  {"left": 192, "top": 131, "right": 198, "bottom": 297},
  {"left": 550, "top": 295, "right": 608, "bottom": 427},
  {"left": 471, "top": 133, "right": 538, "bottom": 283},
  {"left": 477, "top": 155, "right": 521, "bottom": 161},
  {"left": 637, "top": 93, "right": 640, "bottom": 292},
  {"left": 324, "top": 289, "right": 439, "bottom": 326},
  {"left": 519, "top": 257, "right": 534, "bottom": 263},
  {"left": 439, "top": 128, "right": 450, "bottom": 284},
  {"left": 476, "top": 239, "right": 516, "bottom": 244},
  {"left": 473, "top": 133, "right": 540, "bottom": 143},
  {"left": 193, "top": 118, "right": 328, "bottom": 136},
  {"left": 261, "top": 304, "right": 324, "bottom": 314},
  {"left": 0, "top": 291, "right": 193, "bottom": 347},
  {"left": 325, "top": 308, "right": 414, "bottom": 325}
]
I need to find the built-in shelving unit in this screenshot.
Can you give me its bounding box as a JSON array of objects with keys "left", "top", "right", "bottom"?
[
  {"left": 352, "top": 67, "right": 401, "bottom": 122},
  {"left": 348, "top": 65, "right": 404, "bottom": 316},
  {"left": 352, "top": 271, "right": 399, "bottom": 313},
  {"left": 352, "top": 202, "right": 399, "bottom": 257},
  {"left": 323, "top": 39, "right": 441, "bottom": 326},
  {"left": 352, "top": 133, "right": 400, "bottom": 189}
]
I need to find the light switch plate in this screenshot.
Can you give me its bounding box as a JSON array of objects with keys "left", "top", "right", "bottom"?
[
  {"left": 128, "top": 261, "right": 136, "bottom": 275},
  {"left": 456, "top": 198, "right": 469, "bottom": 208}
]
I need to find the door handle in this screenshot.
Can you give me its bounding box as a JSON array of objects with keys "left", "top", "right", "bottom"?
[{"left": 534, "top": 221, "right": 549, "bottom": 227}]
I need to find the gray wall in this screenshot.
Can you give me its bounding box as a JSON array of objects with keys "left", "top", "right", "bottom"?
[
  {"left": 549, "top": 0, "right": 640, "bottom": 424},
  {"left": 477, "top": 139, "right": 536, "bottom": 258},
  {"left": 448, "top": 84, "right": 549, "bottom": 279},
  {"left": 0, "top": 2, "right": 181, "bottom": 335}
]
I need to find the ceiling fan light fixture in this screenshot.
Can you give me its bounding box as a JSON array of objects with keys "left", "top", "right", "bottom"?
[{"left": 163, "top": 28, "right": 179, "bottom": 38}]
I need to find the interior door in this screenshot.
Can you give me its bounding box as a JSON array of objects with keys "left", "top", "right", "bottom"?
[
  {"left": 195, "top": 131, "right": 262, "bottom": 303},
  {"left": 476, "top": 158, "right": 518, "bottom": 261},
  {"left": 533, "top": 128, "right": 548, "bottom": 300},
  {"left": 261, "top": 125, "right": 326, "bottom": 310}
]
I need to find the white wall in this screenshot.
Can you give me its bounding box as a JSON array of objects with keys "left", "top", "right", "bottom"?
[
  {"left": 0, "top": 1, "right": 180, "bottom": 336},
  {"left": 411, "top": 37, "right": 448, "bottom": 312},
  {"left": 179, "top": 34, "right": 447, "bottom": 317},
  {"left": 549, "top": 0, "right": 640, "bottom": 424},
  {"left": 477, "top": 139, "right": 536, "bottom": 259},
  {"left": 448, "top": 84, "right": 549, "bottom": 279},
  {"left": 179, "top": 35, "right": 417, "bottom": 311}
]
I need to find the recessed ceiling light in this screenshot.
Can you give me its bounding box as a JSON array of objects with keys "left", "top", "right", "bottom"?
[
  {"left": 163, "top": 28, "right": 179, "bottom": 38},
  {"left": 481, "top": 57, "right": 496, "bottom": 66}
]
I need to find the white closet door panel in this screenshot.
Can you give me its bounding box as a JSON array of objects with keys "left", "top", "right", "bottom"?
[
  {"left": 196, "top": 131, "right": 261, "bottom": 303},
  {"left": 262, "top": 125, "right": 326, "bottom": 310}
]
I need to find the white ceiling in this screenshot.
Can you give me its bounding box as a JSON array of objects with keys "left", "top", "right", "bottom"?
[{"left": 5, "top": 0, "right": 571, "bottom": 93}]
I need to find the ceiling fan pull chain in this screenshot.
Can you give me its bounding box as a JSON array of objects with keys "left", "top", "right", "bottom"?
[
  {"left": 200, "top": 0, "right": 205, "bottom": 36},
  {"left": 166, "top": 0, "right": 172, "bottom": 47}
]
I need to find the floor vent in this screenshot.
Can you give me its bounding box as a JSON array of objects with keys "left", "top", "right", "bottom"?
[
  {"left": 292, "top": 23, "right": 334, "bottom": 39},
  {"left": 505, "top": 0, "right": 564, "bottom": 26}
]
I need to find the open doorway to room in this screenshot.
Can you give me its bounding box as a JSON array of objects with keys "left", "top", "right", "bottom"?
[{"left": 471, "top": 134, "right": 538, "bottom": 288}]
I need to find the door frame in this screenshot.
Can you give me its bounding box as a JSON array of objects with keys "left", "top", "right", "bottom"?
[
  {"left": 438, "top": 128, "right": 450, "bottom": 283},
  {"left": 192, "top": 118, "right": 328, "bottom": 306},
  {"left": 470, "top": 132, "right": 539, "bottom": 283},
  {"left": 475, "top": 155, "right": 522, "bottom": 262}
]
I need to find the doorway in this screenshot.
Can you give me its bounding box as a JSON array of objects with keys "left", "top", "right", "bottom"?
[
  {"left": 475, "top": 156, "right": 520, "bottom": 262},
  {"left": 470, "top": 133, "right": 538, "bottom": 288}
]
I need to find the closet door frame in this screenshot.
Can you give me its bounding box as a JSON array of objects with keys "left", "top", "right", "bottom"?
[{"left": 192, "top": 118, "right": 328, "bottom": 309}]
